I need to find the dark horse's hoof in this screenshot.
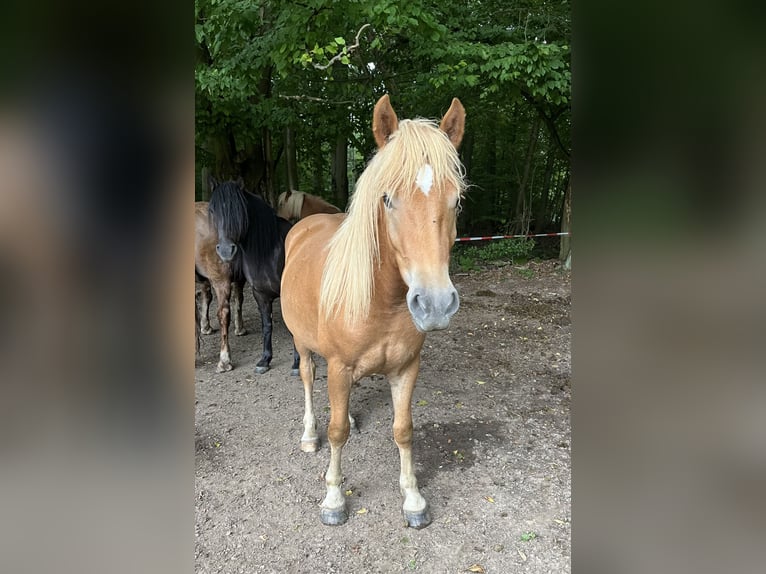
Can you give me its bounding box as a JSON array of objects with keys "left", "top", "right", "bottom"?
[
  {"left": 254, "top": 365, "right": 270, "bottom": 374},
  {"left": 291, "top": 368, "right": 300, "bottom": 377},
  {"left": 320, "top": 506, "right": 348, "bottom": 526},
  {"left": 403, "top": 507, "right": 432, "bottom": 529}
]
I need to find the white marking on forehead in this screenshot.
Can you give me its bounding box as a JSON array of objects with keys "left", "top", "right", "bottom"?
[{"left": 415, "top": 164, "right": 433, "bottom": 196}]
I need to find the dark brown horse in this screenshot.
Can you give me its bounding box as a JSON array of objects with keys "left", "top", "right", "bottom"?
[
  {"left": 281, "top": 95, "right": 466, "bottom": 528},
  {"left": 195, "top": 201, "right": 246, "bottom": 372},
  {"left": 277, "top": 190, "right": 341, "bottom": 222}
]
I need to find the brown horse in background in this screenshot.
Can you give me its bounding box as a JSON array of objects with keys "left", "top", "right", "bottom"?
[
  {"left": 195, "top": 201, "right": 246, "bottom": 372},
  {"left": 277, "top": 190, "right": 341, "bottom": 222},
  {"left": 281, "top": 95, "right": 466, "bottom": 529}
]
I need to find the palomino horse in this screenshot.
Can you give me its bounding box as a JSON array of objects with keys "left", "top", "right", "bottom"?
[
  {"left": 276, "top": 189, "right": 341, "bottom": 222},
  {"left": 195, "top": 201, "right": 247, "bottom": 372},
  {"left": 281, "top": 95, "right": 465, "bottom": 528},
  {"left": 208, "top": 178, "right": 300, "bottom": 375}
]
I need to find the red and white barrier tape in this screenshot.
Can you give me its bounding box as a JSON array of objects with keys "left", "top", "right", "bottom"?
[{"left": 455, "top": 232, "right": 570, "bottom": 243}]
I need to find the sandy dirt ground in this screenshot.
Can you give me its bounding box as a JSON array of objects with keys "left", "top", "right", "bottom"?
[{"left": 195, "top": 260, "right": 570, "bottom": 573}]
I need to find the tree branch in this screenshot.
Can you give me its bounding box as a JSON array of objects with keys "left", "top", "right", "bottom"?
[
  {"left": 522, "top": 91, "right": 570, "bottom": 159},
  {"left": 278, "top": 94, "right": 355, "bottom": 105},
  {"left": 313, "top": 23, "right": 371, "bottom": 70}
]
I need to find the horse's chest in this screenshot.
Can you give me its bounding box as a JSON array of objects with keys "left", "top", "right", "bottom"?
[{"left": 348, "top": 329, "right": 424, "bottom": 379}]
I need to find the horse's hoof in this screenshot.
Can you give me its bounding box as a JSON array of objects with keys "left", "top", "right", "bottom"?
[
  {"left": 200, "top": 327, "right": 213, "bottom": 335},
  {"left": 234, "top": 328, "right": 247, "bottom": 336},
  {"left": 291, "top": 368, "right": 300, "bottom": 377},
  {"left": 216, "top": 362, "right": 233, "bottom": 373},
  {"left": 300, "top": 438, "right": 319, "bottom": 453},
  {"left": 254, "top": 365, "right": 270, "bottom": 374},
  {"left": 403, "top": 507, "right": 432, "bottom": 529},
  {"left": 320, "top": 506, "right": 348, "bottom": 526}
]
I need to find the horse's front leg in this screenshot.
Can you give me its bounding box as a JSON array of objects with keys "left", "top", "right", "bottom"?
[
  {"left": 212, "top": 280, "right": 233, "bottom": 372},
  {"left": 232, "top": 281, "right": 247, "bottom": 336},
  {"left": 197, "top": 280, "right": 213, "bottom": 335},
  {"left": 391, "top": 356, "right": 431, "bottom": 529},
  {"left": 320, "top": 361, "right": 353, "bottom": 526},
  {"left": 253, "top": 293, "right": 273, "bottom": 374}
]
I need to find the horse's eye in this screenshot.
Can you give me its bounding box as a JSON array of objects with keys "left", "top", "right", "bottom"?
[{"left": 382, "top": 194, "right": 393, "bottom": 209}]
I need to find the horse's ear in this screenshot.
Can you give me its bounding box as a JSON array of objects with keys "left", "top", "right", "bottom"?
[
  {"left": 235, "top": 176, "right": 245, "bottom": 189},
  {"left": 207, "top": 175, "right": 219, "bottom": 191},
  {"left": 372, "top": 94, "right": 398, "bottom": 149},
  {"left": 439, "top": 98, "right": 466, "bottom": 149}
]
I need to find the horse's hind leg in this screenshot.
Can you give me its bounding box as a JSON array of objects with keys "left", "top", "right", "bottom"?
[
  {"left": 212, "top": 280, "right": 233, "bottom": 372},
  {"left": 253, "top": 293, "right": 273, "bottom": 374},
  {"left": 391, "top": 357, "right": 431, "bottom": 529},
  {"left": 297, "top": 344, "right": 318, "bottom": 452},
  {"left": 319, "top": 360, "right": 353, "bottom": 526},
  {"left": 197, "top": 280, "right": 213, "bottom": 335},
  {"left": 232, "top": 281, "right": 247, "bottom": 336}
]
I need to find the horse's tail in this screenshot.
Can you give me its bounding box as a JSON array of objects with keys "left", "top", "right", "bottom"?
[{"left": 195, "top": 295, "right": 201, "bottom": 355}]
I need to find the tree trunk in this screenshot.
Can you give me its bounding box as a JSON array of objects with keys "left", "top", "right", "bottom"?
[
  {"left": 558, "top": 179, "right": 571, "bottom": 262},
  {"left": 513, "top": 115, "right": 541, "bottom": 234},
  {"left": 331, "top": 134, "right": 348, "bottom": 209},
  {"left": 285, "top": 127, "right": 298, "bottom": 191},
  {"left": 312, "top": 140, "right": 325, "bottom": 195},
  {"left": 208, "top": 130, "right": 237, "bottom": 181},
  {"left": 262, "top": 127, "right": 276, "bottom": 207},
  {"left": 459, "top": 130, "right": 474, "bottom": 232},
  {"left": 535, "top": 144, "right": 556, "bottom": 233}
]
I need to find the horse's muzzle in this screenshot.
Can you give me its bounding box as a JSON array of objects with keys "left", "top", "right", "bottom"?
[
  {"left": 216, "top": 242, "right": 238, "bottom": 262},
  {"left": 406, "top": 286, "right": 460, "bottom": 332}
]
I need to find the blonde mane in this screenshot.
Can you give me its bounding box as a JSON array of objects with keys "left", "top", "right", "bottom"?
[
  {"left": 320, "top": 119, "right": 466, "bottom": 324},
  {"left": 277, "top": 190, "right": 305, "bottom": 220}
]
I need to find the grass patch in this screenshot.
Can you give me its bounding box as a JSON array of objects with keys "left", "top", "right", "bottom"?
[{"left": 453, "top": 238, "right": 535, "bottom": 272}]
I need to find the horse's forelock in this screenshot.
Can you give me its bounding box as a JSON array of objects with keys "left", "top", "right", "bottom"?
[{"left": 209, "top": 181, "right": 249, "bottom": 240}]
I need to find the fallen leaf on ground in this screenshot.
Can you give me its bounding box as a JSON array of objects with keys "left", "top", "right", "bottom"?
[
  {"left": 484, "top": 496, "right": 495, "bottom": 503},
  {"left": 467, "top": 564, "right": 485, "bottom": 573},
  {"left": 356, "top": 508, "right": 368, "bottom": 514}
]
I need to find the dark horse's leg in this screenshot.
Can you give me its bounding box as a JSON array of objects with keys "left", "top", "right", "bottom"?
[
  {"left": 291, "top": 343, "right": 300, "bottom": 377},
  {"left": 253, "top": 290, "right": 274, "bottom": 374}
]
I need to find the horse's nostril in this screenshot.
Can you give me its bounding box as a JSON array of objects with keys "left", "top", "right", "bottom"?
[{"left": 447, "top": 290, "right": 459, "bottom": 314}]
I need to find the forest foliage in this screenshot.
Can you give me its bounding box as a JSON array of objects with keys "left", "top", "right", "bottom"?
[{"left": 195, "top": 0, "right": 570, "bottom": 246}]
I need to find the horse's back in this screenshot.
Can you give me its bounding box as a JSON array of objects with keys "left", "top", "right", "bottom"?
[
  {"left": 195, "top": 202, "right": 214, "bottom": 269},
  {"left": 195, "top": 202, "right": 211, "bottom": 238},
  {"left": 302, "top": 194, "right": 342, "bottom": 217},
  {"left": 284, "top": 212, "right": 344, "bottom": 259}
]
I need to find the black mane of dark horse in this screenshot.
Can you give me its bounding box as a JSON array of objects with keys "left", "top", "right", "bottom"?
[{"left": 208, "top": 180, "right": 299, "bottom": 375}]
